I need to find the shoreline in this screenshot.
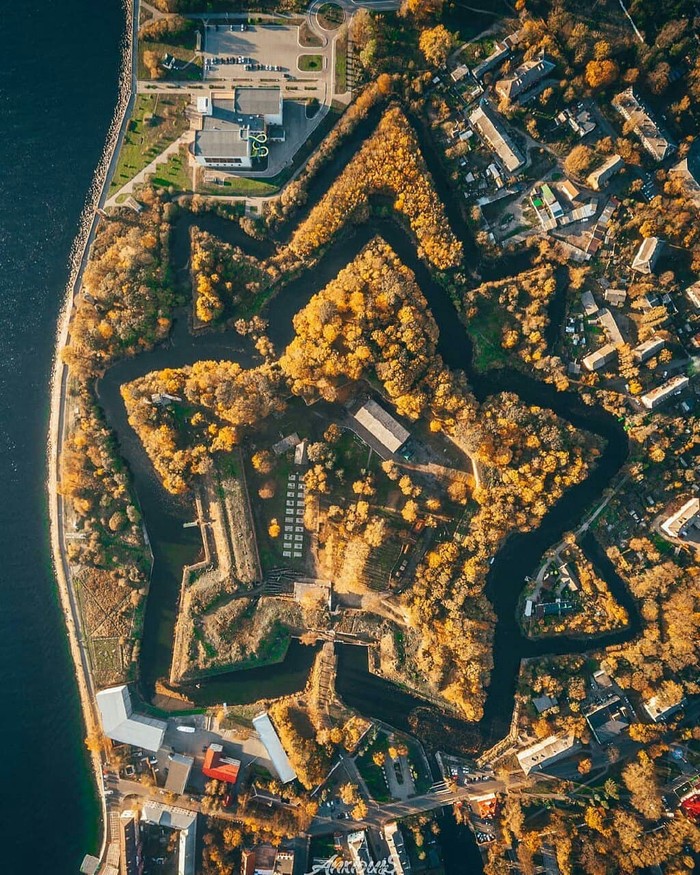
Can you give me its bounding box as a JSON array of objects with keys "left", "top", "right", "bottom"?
[{"left": 46, "top": 0, "right": 138, "bottom": 865}]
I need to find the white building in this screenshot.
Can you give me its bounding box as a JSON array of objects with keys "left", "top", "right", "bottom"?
[
  {"left": 96, "top": 685, "right": 166, "bottom": 752},
  {"left": 587, "top": 155, "right": 624, "bottom": 191},
  {"left": 640, "top": 375, "right": 689, "bottom": 409},
  {"left": 632, "top": 335, "right": 665, "bottom": 363},
  {"left": 384, "top": 823, "right": 411, "bottom": 875},
  {"left": 352, "top": 399, "right": 410, "bottom": 455},
  {"left": 632, "top": 236, "right": 662, "bottom": 274},
  {"left": 252, "top": 712, "right": 297, "bottom": 783},
  {"left": 661, "top": 497, "right": 700, "bottom": 540},
  {"left": 516, "top": 734, "right": 580, "bottom": 774},
  {"left": 612, "top": 88, "right": 675, "bottom": 161},
  {"left": 469, "top": 100, "right": 524, "bottom": 173}
]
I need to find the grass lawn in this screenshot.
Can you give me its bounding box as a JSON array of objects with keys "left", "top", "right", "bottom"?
[
  {"left": 299, "top": 54, "right": 323, "bottom": 72},
  {"left": 317, "top": 3, "right": 345, "bottom": 30},
  {"left": 355, "top": 742, "right": 392, "bottom": 803},
  {"left": 110, "top": 94, "right": 189, "bottom": 194},
  {"left": 467, "top": 305, "right": 510, "bottom": 372},
  {"left": 197, "top": 176, "right": 279, "bottom": 197},
  {"left": 335, "top": 33, "right": 347, "bottom": 93},
  {"left": 150, "top": 145, "right": 192, "bottom": 192}
]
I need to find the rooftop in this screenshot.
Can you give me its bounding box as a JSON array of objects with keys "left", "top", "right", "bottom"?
[
  {"left": 516, "top": 734, "right": 579, "bottom": 774},
  {"left": 96, "top": 685, "right": 166, "bottom": 752},
  {"left": 252, "top": 712, "right": 297, "bottom": 784},
  {"left": 164, "top": 753, "right": 194, "bottom": 795},
  {"left": 352, "top": 399, "right": 410, "bottom": 455},
  {"left": 469, "top": 101, "right": 524, "bottom": 173},
  {"left": 235, "top": 86, "right": 282, "bottom": 118}
]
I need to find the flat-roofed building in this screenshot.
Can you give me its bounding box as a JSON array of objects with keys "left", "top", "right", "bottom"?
[
  {"left": 352, "top": 399, "right": 410, "bottom": 455},
  {"left": 633, "top": 335, "right": 665, "bottom": 363},
  {"left": 119, "top": 810, "right": 143, "bottom": 875},
  {"left": 234, "top": 87, "right": 283, "bottom": 125},
  {"left": 252, "top": 712, "right": 297, "bottom": 783},
  {"left": 661, "top": 497, "right": 700, "bottom": 539},
  {"left": 632, "top": 236, "right": 662, "bottom": 274},
  {"left": 469, "top": 101, "right": 524, "bottom": 173},
  {"left": 585, "top": 696, "right": 631, "bottom": 745},
  {"left": 582, "top": 342, "right": 617, "bottom": 372},
  {"left": 596, "top": 308, "right": 624, "bottom": 346},
  {"left": 96, "top": 685, "right": 166, "bottom": 752},
  {"left": 587, "top": 154, "right": 624, "bottom": 191},
  {"left": 516, "top": 734, "right": 580, "bottom": 775},
  {"left": 165, "top": 753, "right": 194, "bottom": 795},
  {"left": 141, "top": 803, "right": 197, "bottom": 875},
  {"left": 557, "top": 179, "right": 581, "bottom": 203},
  {"left": 612, "top": 88, "right": 675, "bottom": 161},
  {"left": 686, "top": 281, "right": 700, "bottom": 310},
  {"left": 347, "top": 831, "right": 374, "bottom": 874},
  {"left": 644, "top": 692, "right": 686, "bottom": 722},
  {"left": 580, "top": 289, "right": 599, "bottom": 317},
  {"left": 472, "top": 41, "right": 510, "bottom": 79},
  {"left": 495, "top": 56, "right": 555, "bottom": 101},
  {"left": 384, "top": 823, "right": 411, "bottom": 875},
  {"left": 604, "top": 288, "right": 627, "bottom": 307},
  {"left": 641, "top": 374, "right": 689, "bottom": 409}
]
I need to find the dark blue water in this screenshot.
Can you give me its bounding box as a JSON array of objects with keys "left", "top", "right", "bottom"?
[{"left": 0, "top": 0, "right": 123, "bottom": 869}]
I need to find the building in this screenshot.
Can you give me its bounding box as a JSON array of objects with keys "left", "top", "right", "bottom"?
[
  {"left": 661, "top": 497, "right": 700, "bottom": 539},
  {"left": 593, "top": 668, "right": 613, "bottom": 689},
  {"left": 516, "top": 734, "right": 580, "bottom": 775},
  {"left": 541, "top": 183, "right": 564, "bottom": 220},
  {"left": 670, "top": 138, "right": 700, "bottom": 207},
  {"left": 584, "top": 696, "right": 631, "bottom": 745},
  {"left": 533, "top": 694, "right": 558, "bottom": 714},
  {"left": 194, "top": 88, "right": 284, "bottom": 169},
  {"left": 580, "top": 289, "right": 599, "bottom": 318},
  {"left": 644, "top": 692, "right": 686, "bottom": 722},
  {"left": 252, "top": 712, "right": 297, "bottom": 783},
  {"left": 347, "top": 831, "right": 374, "bottom": 874},
  {"left": 587, "top": 155, "right": 624, "bottom": 191},
  {"left": 495, "top": 56, "right": 556, "bottom": 101},
  {"left": 141, "top": 803, "right": 197, "bottom": 875},
  {"left": 450, "top": 64, "right": 471, "bottom": 83},
  {"left": 119, "top": 810, "right": 143, "bottom": 875},
  {"left": 352, "top": 398, "right": 410, "bottom": 455},
  {"left": 272, "top": 433, "right": 300, "bottom": 455},
  {"left": 686, "top": 281, "right": 700, "bottom": 310},
  {"left": 469, "top": 100, "right": 524, "bottom": 173},
  {"left": 241, "top": 846, "right": 294, "bottom": 875},
  {"left": 384, "top": 823, "right": 411, "bottom": 875},
  {"left": 96, "top": 685, "right": 166, "bottom": 752},
  {"left": 595, "top": 308, "right": 624, "bottom": 346},
  {"left": 612, "top": 88, "right": 675, "bottom": 161},
  {"left": 632, "top": 236, "right": 663, "bottom": 274},
  {"left": 640, "top": 375, "right": 689, "bottom": 409},
  {"left": 472, "top": 41, "right": 510, "bottom": 79},
  {"left": 633, "top": 335, "right": 665, "bottom": 363},
  {"left": 558, "top": 179, "right": 581, "bottom": 203},
  {"left": 165, "top": 753, "right": 194, "bottom": 795},
  {"left": 582, "top": 343, "right": 617, "bottom": 372},
  {"left": 604, "top": 288, "right": 627, "bottom": 307},
  {"left": 202, "top": 744, "right": 241, "bottom": 784}
]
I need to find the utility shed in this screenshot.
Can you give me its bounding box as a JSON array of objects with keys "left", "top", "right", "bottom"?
[
  {"left": 352, "top": 399, "right": 410, "bottom": 454},
  {"left": 96, "top": 685, "right": 166, "bottom": 752},
  {"left": 252, "top": 712, "right": 297, "bottom": 783}
]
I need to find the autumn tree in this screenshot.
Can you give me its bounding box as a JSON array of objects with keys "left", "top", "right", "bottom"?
[
  {"left": 418, "top": 25, "right": 453, "bottom": 67},
  {"left": 585, "top": 59, "right": 619, "bottom": 89}
]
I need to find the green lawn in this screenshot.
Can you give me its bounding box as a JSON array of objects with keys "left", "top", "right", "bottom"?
[
  {"left": 355, "top": 741, "right": 392, "bottom": 803},
  {"left": 150, "top": 146, "right": 192, "bottom": 192},
  {"left": 335, "top": 33, "right": 348, "bottom": 93},
  {"left": 197, "top": 176, "right": 279, "bottom": 197},
  {"left": 109, "top": 95, "right": 189, "bottom": 195},
  {"left": 299, "top": 54, "right": 323, "bottom": 72}
]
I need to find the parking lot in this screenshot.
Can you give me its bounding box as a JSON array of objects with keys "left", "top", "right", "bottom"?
[{"left": 203, "top": 23, "right": 331, "bottom": 83}]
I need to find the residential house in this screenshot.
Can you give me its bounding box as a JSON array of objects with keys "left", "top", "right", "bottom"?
[
  {"left": 587, "top": 155, "right": 624, "bottom": 191},
  {"left": 495, "top": 56, "right": 556, "bottom": 101},
  {"left": 469, "top": 100, "right": 525, "bottom": 173},
  {"left": 612, "top": 88, "right": 675, "bottom": 161}
]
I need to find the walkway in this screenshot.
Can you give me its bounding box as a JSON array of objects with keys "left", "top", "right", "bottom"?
[{"left": 105, "top": 129, "right": 194, "bottom": 208}]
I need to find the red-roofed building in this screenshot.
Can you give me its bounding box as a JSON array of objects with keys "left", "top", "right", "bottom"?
[
  {"left": 202, "top": 744, "right": 241, "bottom": 784},
  {"left": 681, "top": 794, "right": 700, "bottom": 822}
]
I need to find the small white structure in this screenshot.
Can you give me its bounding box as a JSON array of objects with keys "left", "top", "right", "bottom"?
[
  {"left": 253, "top": 712, "right": 297, "bottom": 783},
  {"left": 96, "top": 685, "right": 166, "bottom": 752}
]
